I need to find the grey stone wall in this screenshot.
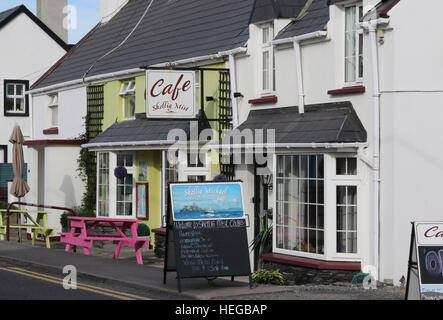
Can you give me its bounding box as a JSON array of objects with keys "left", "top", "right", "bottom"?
[{"left": 262, "top": 261, "right": 359, "bottom": 285}]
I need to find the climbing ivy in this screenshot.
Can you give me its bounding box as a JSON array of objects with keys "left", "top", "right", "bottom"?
[{"left": 77, "top": 122, "right": 97, "bottom": 211}]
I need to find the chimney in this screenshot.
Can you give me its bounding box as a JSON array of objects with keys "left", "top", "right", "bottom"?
[
  {"left": 100, "top": 0, "right": 128, "bottom": 23},
  {"left": 36, "top": 0, "right": 68, "bottom": 43}
]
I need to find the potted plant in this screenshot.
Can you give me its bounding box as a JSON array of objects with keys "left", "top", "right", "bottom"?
[
  {"left": 250, "top": 208, "right": 273, "bottom": 255},
  {"left": 137, "top": 223, "right": 150, "bottom": 238}
]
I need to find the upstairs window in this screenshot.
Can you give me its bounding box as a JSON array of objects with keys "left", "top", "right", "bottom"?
[
  {"left": 261, "top": 23, "right": 275, "bottom": 93},
  {"left": 344, "top": 3, "right": 363, "bottom": 83},
  {"left": 4, "top": 80, "right": 29, "bottom": 116},
  {"left": 48, "top": 94, "right": 59, "bottom": 127},
  {"left": 120, "top": 80, "right": 136, "bottom": 120}
]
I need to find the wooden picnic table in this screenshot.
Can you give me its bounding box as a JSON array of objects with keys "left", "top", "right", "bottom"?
[
  {"left": 0, "top": 209, "right": 55, "bottom": 248},
  {"left": 59, "top": 217, "right": 150, "bottom": 265}
]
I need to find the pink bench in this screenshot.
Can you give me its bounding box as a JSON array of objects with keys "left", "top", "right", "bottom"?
[{"left": 59, "top": 217, "right": 150, "bottom": 265}]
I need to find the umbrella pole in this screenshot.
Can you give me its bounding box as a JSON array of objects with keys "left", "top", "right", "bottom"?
[{"left": 17, "top": 197, "right": 21, "bottom": 244}]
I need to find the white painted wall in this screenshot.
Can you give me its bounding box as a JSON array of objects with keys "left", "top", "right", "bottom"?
[
  {"left": 0, "top": 12, "right": 66, "bottom": 164},
  {"left": 28, "top": 86, "right": 87, "bottom": 231},
  {"left": 32, "top": 86, "right": 87, "bottom": 140},
  {"left": 233, "top": 0, "right": 443, "bottom": 285}
]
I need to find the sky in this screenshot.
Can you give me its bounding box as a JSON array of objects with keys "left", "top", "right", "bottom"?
[{"left": 0, "top": 0, "right": 100, "bottom": 44}]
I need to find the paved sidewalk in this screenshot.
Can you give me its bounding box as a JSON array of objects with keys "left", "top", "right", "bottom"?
[{"left": 0, "top": 241, "right": 291, "bottom": 300}]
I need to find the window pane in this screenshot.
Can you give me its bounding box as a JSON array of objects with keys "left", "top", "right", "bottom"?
[
  {"left": 348, "top": 158, "right": 357, "bottom": 175},
  {"left": 317, "top": 155, "right": 324, "bottom": 179},
  {"left": 347, "top": 186, "right": 357, "bottom": 205},
  {"left": 5, "top": 98, "right": 14, "bottom": 111},
  {"left": 337, "top": 232, "right": 347, "bottom": 253},
  {"left": 16, "top": 98, "right": 25, "bottom": 112},
  {"left": 51, "top": 107, "right": 58, "bottom": 126},
  {"left": 16, "top": 85, "right": 23, "bottom": 96},
  {"left": 308, "top": 204, "right": 316, "bottom": 228},
  {"left": 337, "top": 206, "right": 346, "bottom": 230},
  {"left": 6, "top": 84, "right": 14, "bottom": 96},
  {"left": 336, "top": 158, "right": 347, "bottom": 175},
  {"left": 347, "top": 206, "right": 357, "bottom": 231},
  {"left": 317, "top": 205, "right": 324, "bottom": 229},
  {"left": 300, "top": 156, "right": 308, "bottom": 179},
  {"left": 262, "top": 27, "right": 270, "bottom": 44},
  {"left": 317, "top": 231, "right": 324, "bottom": 254},
  {"left": 262, "top": 51, "right": 270, "bottom": 90},
  {"left": 337, "top": 186, "right": 347, "bottom": 205}
]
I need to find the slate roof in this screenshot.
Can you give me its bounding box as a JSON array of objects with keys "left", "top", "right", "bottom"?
[
  {"left": 237, "top": 102, "right": 367, "bottom": 144},
  {"left": 0, "top": 5, "right": 69, "bottom": 50},
  {"left": 33, "top": 0, "right": 255, "bottom": 90},
  {"left": 275, "top": 0, "right": 330, "bottom": 39},
  {"left": 362, "top": 0, "right": 401, "bottom": 21},
  {"left": 86, "top": 113, "right": 212, "bottom": 147},
  {"left": 250, "top": 0, "right": 306, "bottom": 24}
]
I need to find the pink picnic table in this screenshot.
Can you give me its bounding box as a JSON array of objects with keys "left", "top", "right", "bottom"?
[{"left": 59, "top": 217, "right": 150, "bottom": 265}]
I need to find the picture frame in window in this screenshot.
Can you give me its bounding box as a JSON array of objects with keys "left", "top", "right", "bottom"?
[
  {"left": 3, "top": 80, "right": 29, "bottom": 117},
  {"left": 136, "top": 182, "right": 149, "bottom": 220}
]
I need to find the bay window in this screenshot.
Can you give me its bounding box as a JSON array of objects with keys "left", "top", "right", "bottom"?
[{"left": 344, "top": 3, "right": 363, "bottom": 83}]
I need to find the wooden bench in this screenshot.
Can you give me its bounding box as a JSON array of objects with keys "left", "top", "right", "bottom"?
[
  {"left": 59, "top": 217, "right": 150, "bottom": 264},
  {"left": 0, "top": 210, "right": 55, "bottom": 248}
]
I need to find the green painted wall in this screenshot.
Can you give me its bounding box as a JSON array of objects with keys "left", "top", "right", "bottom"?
[
  {"left": 98, "top": 62, "right": 227, "bottom": 235},
  {"left": 135, "top": 150, "right": 162, "bottom": 239}
]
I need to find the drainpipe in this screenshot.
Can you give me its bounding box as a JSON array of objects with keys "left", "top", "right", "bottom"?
[
  {"left": 360, "top": 17, "right": 388, "bottom": 282},
  {"left": 293, "top": 39, "right": 305, "bottom": 114},
  {"left": 272, "top": 31, "right": 327, "bottom": 115},
  {"left": 369, "top": 22, "right": 381, "bottom": 282},
  {"left": 229, "top": 53, "right": 240, "bottom": 127}
]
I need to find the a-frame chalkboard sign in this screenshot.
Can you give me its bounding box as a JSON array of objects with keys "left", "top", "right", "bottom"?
[
  {"left": 163, "top": 181, "right": 253, "bottom": 293},
  {"left": 406, "top": 221, "right": 443, "bottom": 300}
]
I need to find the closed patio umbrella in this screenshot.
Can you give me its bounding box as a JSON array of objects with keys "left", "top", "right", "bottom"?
[
  {"left": 9, "top": 125, "right": 30, "bottom": 242},
  {"left": 9, "top": 125, "right": 29, "bottom": 198}
]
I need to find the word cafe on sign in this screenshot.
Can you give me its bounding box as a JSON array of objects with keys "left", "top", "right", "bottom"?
[{"left": 146, "top": 70, "right": 197, "bottom": 119}]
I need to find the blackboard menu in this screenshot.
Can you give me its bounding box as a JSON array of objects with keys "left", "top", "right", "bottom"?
[
  {"left": 173, "top": 219, "right": 250, "bottom": 278},
  {"left": 163, "top": 182, "right": 252, "bottom": 292}
]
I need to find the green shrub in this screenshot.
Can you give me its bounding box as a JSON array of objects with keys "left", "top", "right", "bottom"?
[
  {"left": 137, "top": 223, "right": 150, "bottom": 237},
  {"left": 252, "top": 269, "right": 284, "bottom": 285},
  {"left": 0, "top": 201, "right": 18, "bottom": 211},
  {"left": 60, "top": 207, "right": 95, "bottom": 232}
]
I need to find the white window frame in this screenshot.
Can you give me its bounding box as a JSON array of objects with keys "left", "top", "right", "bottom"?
[
  {"left": 48, "top": 94, "right": 59, "bottom": 127},
  {"left": 261, "top": 23, "right": 275, "bottom": 95},
  {"left": 344, "top": 2, "right": 364, "bottom": 85},
  {"left": 273, "top": 153, "right": 327, "bottom": 259},
  {"left": 97, "top": 152, "right": 110, "bottom": 217},
  {"left": 96, "top": 152, "right": 136, "bottom": 219},
  {"left": 120, "top": 80, "right": 136, "bottom": 120},
  {"left": 5, "top": 81, "right": 27, "bottom": 114},
  {"left": 330, "top": 154, "right": 361, "bottom": 259}
]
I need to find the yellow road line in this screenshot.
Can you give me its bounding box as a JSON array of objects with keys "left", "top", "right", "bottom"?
[
  {"left": 9, "top": 266, "right": 152, "bottom": 301},
  {"left": 0, "top": 267, "right": 143, "bottom": 300}
]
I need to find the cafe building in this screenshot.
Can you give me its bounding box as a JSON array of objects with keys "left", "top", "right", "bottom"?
[{"left": 29, "top": 0, "right": 257, "bottom": 243}]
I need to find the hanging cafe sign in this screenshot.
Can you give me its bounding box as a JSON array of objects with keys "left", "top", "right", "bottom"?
[{"left": 146, "top": 69, "right": 197, "bottom": 118}]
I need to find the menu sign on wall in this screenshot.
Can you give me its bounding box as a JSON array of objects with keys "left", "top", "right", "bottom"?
[
  {"left": 146, "top": 70, "right": 196, "bottom": 119},
  {"left": 406, "top": 222, "right": 443, "bottom": 300}
]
